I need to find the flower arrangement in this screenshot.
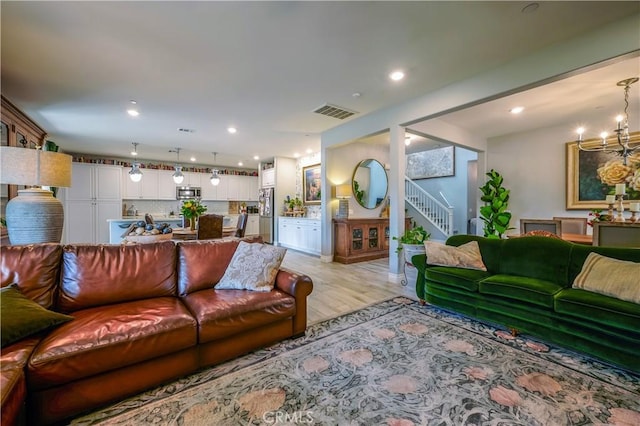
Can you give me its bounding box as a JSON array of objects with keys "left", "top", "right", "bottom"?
[
  {"left": 180, "top": 199, "right": 207, "bottom": 219},
  {"left": 587, "top": 209, "right": 612, "bottom": 227}
]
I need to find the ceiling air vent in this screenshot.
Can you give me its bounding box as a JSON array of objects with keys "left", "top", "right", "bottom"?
[{"left": 313, "top": 103, "right": 358, "bottom": 120}]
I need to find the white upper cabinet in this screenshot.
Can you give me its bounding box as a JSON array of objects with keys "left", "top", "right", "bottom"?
[
  {"left": 122, "top": 168, "right": 159, "bottom": 199},
  {"left": 68, "top": 164, "right": 121, "bottom": 201}
]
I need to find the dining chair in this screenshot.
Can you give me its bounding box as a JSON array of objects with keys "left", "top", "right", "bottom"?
[
  {"left": 520, "top": 219, "right": 562, "bottom": 236},
  {"left": 553, "top": 216, "right": 588, "bottom": 235},
  {"left": 592, "top": 222, "right": 640, "bottom": 247},
  {"left": 234, "top": 212, "right": 248, "bottom": 238},
  {"left": 196, "top": 214, "right": 224, "bottom": 240}
]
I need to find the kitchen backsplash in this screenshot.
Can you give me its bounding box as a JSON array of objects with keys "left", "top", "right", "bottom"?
[{"left": 122, "top": 200, "right": 257, "bottom": 217}]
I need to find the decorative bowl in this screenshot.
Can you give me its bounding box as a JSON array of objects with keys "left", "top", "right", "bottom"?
[{"left": 124, "top": 233, "right": 172, "bottom": 244}]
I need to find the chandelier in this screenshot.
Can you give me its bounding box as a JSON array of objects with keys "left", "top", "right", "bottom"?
[{"left": 577, "top": 77, "right": 639, "bottom": 165}]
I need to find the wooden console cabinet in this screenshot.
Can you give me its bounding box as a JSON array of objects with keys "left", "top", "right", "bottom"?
[{"left": 333, "top": 218, "right": 391, "bottom": 264}]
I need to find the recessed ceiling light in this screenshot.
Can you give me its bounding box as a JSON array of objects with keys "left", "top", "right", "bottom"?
[
  {"left": 253, "top": 155, "right": 260, "bottom": 160},
  {"left": 510, "top": 106, "right": 525, "bottom": 114},
  {"left": 190, "top": 157, "right": 196, "bottom": 162},
  {"left": 129, "top": 100, "right": 137, "bottom": 105},
  {"left": 405, "top": 136, "right": 412, "bottom": 146},
  {"left": 306, "top": 148, "right": 313, "bottom": 154},
  {"left": 227, "top": 127, "right": 237, "bottom": 134},
  {"left": 293, "top": 153, "right": 300, "bottom": 158},
  {"left": 127, "top": 109, "right": 139, "bottom": 117},
  {"left": 238, "top": 161, "right": 243, "bottom": 166},
  {"left": 389, "top": 70, "right": 405, "bottom": 81}
]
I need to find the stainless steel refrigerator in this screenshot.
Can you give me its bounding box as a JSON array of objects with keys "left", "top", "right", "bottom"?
[{"left": 258, "top": 187, "right": 274, "bottom": 244}]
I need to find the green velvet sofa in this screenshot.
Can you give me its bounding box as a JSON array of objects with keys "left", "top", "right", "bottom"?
[{"left": 412, "top": 235, "right": 640, "bottom": 373}]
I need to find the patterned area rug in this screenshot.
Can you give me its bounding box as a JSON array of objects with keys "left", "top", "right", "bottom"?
[{"left": 72, "top": 298, "right": 640, "bottom": 425}]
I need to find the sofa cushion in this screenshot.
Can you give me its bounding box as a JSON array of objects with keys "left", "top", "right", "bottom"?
[
  {"left": 479, "top": 274, "right": 563, "bottom": 308},
  {"left": 555, "top": 288, "right": 640, "bottom": 334},
  {"left": 572, "top": 253, "right": 640, "bottom": 304},
  {"left": 177, "top": 239, "right": 243, "bottom": 296},
  {"left": 181, "top": 289, "right": 296, "bottom": 343},
  {"left": 1, "top": 243, "right": 62, "bottom": 309},
  {"left": 1, "top": 284, "right": 73, "bottom": 348},
  {"left": 568, "top": 244, "right": 640, "bottom": 283},
  {"left": 216, "top": 242, "right": 286, "bottom": 292},
  {"left": 499, "top": 237, "right": 573, "bottom": 287},
  {"left": 425, "top": 241, "right": 486, "bottom": 271},
  {"left": 59, "top": 241, "right": 177, "bottom": 312},
  {"left": 426, "top": 267, "right": 490, "bottom": 292},
  {"left": 445, "top": 235, "right": 503, "bottom": 273},
  {"left": 1, "top": 336, "right": 41, "bottom": 426},
  {"left": 27, "top": 297, "right": 197, "bottom": 390}
]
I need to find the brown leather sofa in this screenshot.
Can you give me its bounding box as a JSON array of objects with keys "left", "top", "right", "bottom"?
[{"left": 1, "top": 238, "right": 313, "bottom": 425}]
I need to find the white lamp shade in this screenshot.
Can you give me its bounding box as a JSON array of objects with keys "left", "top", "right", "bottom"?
[
  {"left": 336, "top": 184, "right": 352, "bottom": 199},
  {"left": 1, "top": 146, "right": 72, "bottom": 187}
]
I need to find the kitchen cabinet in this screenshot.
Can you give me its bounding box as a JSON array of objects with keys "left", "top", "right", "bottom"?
[
  {"left": 333, "top": 218, "right": 390, "bottom": 264},
  {"left": 157, "top": 170, "right": 178, "bottom": 200},
  {"left": 122, "top": 168, "right": 159, "bottom": 200},
  {"left": 246, "top": 215, "right": 259, "bottom": 236},
  {"left": 65, "top": 163, "right": 122, "bottom": 243},
  {"left": 278, "top": 217, "right": 320, "bottom": 255}
]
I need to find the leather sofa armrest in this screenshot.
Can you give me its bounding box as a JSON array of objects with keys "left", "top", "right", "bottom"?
[{"left": 274, "top": 268, "right": 313, "bottom": 336}]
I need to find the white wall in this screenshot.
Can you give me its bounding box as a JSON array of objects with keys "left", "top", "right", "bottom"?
[{"left": 487, "top": 123, "right": 590, "bottom": 235}]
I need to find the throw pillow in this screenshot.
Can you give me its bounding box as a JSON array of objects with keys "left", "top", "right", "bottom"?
[
  {"left": 572, "top": 252, "right": 640, "bottom": 304},
  {"left": 425, "top": 241, "right": 487, "bottom": 271},
  {"left": 1, "top": 284, "right": 74, "bottom": 348},
  {"left": 216, "top": 241, "right": 287, "bottom": 292}
]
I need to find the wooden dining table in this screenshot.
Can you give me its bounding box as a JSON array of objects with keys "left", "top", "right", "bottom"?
[
  {"left": 560, "top": 233, "right": 593, "bottom": 245},
  {"left": 172, "top": 226, "right": 237, "bottom": 240},
  {"left": 509, "top": 233, "right": 593, "bottom": 245}
]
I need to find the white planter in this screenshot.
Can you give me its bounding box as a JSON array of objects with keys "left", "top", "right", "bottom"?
[{"left": 401, "top": 243, "right": 426, "bottom": 287}]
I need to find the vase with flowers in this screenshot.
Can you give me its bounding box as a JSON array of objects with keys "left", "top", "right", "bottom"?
[
  {"left": 587, "top": 209, "right": 612, "bottom": 227},
  {"left": 181, "top": 199, "right": 207, "bottom": 230}
]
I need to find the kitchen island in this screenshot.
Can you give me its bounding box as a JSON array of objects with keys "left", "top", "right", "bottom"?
[{"left": 107, "top": 216, "right": 184, "bottom": 244}]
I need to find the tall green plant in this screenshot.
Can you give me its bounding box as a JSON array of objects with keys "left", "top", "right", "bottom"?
[{"left": 479, "top": 169, "right": 512, "bottom": 239}]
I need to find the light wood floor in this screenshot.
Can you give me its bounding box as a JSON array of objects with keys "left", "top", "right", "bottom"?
[{"left": 281, "top": 250, "right": 417, "bottom": 325}]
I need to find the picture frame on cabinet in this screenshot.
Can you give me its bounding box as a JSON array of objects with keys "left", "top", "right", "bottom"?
[
  {"left": 565, "top": 131, "right": 640, "bottom": 210},
  {"left": 303, "top": 164, "right": 321, "bottom": 205}
]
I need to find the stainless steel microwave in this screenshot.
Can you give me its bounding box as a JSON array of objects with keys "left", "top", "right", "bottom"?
[{"left": 176, "top": 186, "right": 201, "bottom": 200}]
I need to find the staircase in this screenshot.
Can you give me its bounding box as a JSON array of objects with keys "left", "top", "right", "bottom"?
[{"left": 404, "top": 176, "right": 453, "bottom": 236}]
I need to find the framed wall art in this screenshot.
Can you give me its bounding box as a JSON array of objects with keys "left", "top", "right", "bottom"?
[
  {"left": 303, "top": 163, "right": 321, "bottom": 205},
  {"left": 406, "top": 146, "right": 455, "bottom": 180},
  {"left": 566, "top": 132, "right": 640, "bottom": 209}
]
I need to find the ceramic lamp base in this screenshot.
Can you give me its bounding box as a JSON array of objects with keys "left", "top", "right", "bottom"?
[{"left": 6, "top": 188, "right": 64, "bottom": 245}]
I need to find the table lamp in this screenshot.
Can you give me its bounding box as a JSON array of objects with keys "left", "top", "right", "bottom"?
[
  {"left": 336, "top": 184, "right": 352, "bottom": 218},
  {"left": 1, "top": 146, "right": 72, "bottom": 244}
]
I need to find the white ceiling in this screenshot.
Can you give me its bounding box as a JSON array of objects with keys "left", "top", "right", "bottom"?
[{"left": 1, "top": 2, "right": 639, "bottom": 168}]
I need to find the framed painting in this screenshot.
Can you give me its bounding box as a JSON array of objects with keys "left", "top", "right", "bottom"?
[
  {"left": 303, "top": 164, "right": 321, "bottom": 205},
  {"left": 566, "top": 131, "right": 640, "bottom": 210},
  {"left": 406, "top": 146, "right": 455, "bottom": 180}
]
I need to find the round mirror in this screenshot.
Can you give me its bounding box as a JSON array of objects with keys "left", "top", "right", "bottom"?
[{"left": 352, "top": 159, "right": 388, "bottom": 209}]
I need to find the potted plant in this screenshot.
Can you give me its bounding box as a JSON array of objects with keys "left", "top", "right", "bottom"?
[
  {"left": 479, "top": 169, "right": 513, "bottom": 239},
  {"left": 181, "top": 199, "right": 207, "bottom": 231},
  {"left": 393, "top": 225, "right": 431, "bottom": 286}
]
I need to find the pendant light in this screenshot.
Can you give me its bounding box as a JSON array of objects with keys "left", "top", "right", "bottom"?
[
  {"left": 129, "top": 142, "right": 143, "bottom": 182},
  {"left": 210, "top": 152, "right": 221, "bottom": 186},
  {"left": 170, "top": 148, "right": 184, "bottom": 184}
]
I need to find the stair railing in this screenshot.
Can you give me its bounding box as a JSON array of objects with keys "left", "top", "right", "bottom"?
[{"left": 404, "top": 176, "right": 454, "bottom": 236}]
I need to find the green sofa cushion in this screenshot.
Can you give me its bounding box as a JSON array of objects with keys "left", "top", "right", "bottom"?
[
  {"left": 479, "top": 274, "right": 563, "bottom": 308},
  {"left": 425, "top": 266, "right": 491, "bottom": 292},
  {"left": 1, "top": 284, "right": 74, "bottom": 348},
  {"left": 445, "top": 235, "right": 503, "bottom": 273},
  {"left": 554, "top": 288, "right": 640, "bottom": 334},
  {"left": 499, "top": 237, "right": 573, "bottom": 287}
]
